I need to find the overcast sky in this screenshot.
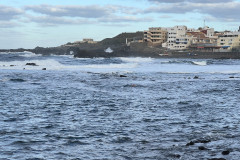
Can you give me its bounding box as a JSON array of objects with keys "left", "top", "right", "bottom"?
[{"left": 1, "top": 0, "right": 240, "bottom": 49}]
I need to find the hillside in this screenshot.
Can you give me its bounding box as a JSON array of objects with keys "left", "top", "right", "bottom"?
[
  {"left": 31, "top": 31, "right": 144, "bottom": 55},
  {"left": 99, "top": 32, "right": 143, "bottom": 46}
]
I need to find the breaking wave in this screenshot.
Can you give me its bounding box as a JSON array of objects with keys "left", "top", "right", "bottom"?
[
  {"left": 0, "top": 59, "right": 64, "bottom": 70},
  {"left": 161, "top": 60, "right": 207, "bottom": 66},
  {"left": 192, "top": 61, "right": 207, "bottom": 66},
  {"left": 20, "top": 52, "right": 42, "bottom": 58},
  {"left": 120, "top": 57, "right": 153, "bottom": 63},
  {"left": 80, "top": 63, "right": 137, "bottom": 69},
  {"left": 0, "top": 58, "right": 138, "bottom": 72}
]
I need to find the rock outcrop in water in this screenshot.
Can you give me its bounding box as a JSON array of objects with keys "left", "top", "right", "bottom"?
[
  {"left": 26, "top": 63, "right": 38, "bottom": 66},
  {"left": 221, "top": 150, "right": 230, "bottom": 155}
]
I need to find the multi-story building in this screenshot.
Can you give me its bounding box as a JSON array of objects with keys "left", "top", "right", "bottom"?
[
  {"left": 162, "top": 26, "right": 191, "bottom": 50},
  {"left": 217, "top": 32, "right": 240, "bottom": 51},
  {"left": 144, "top": 27, "right": 167, "bottom": 46},
  {"left": 201, "top": 26, "right": 215, "bottom": 38},
  {"left": 187, "top": 31, "right": 217, "bottom": 44},
  {"left": 187, "top": 28, "right": 220, "bottom": 52},
  {"left": 143, "top": 25, "right": 240, "bottom": 51}
]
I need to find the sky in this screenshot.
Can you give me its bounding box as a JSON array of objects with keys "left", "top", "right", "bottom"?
[{"left": 1, "top": 0, "right": 240, "bottom": 49}]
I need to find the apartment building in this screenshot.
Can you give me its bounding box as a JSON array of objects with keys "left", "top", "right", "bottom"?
[
  {"left": 217, "top": 32, "right": 240, "bottom": 51},
  {"left": 163, "top": 26, "right": 192, "bottom": 50},
  {"left": 143, "top": 25, "right": 240, "bottom": 51},
  {"left": 144, "top": 27, "right": 167, "bottom": 46}
]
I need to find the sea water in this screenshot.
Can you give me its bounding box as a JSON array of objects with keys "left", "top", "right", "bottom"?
[{"left": 0, "top": 52, "right": 240, "bottom": 160}]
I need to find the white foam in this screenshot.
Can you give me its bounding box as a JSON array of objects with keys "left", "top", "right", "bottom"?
[
  {"left": 1, "top": 56, "right": 240, "bottom": 74},
  {"left": 0, "top": 59, "right": 64, "bottom": 70},
  {"left": 58, "top": 55, "right": 74, "bottom": 58},
  {"left": 120, "top": 57, "right": 153, "bottom": 63},
  {"left": 20, "top": 52, "right": 42, "bottom": 57},
  {"left": 105, "top": 47, "right": 113, "bottom": 53},
  {"left": 79, "top": 63, "right": 137, "bottom": 69},
  {"left": 0, "top": 58, "right": 138, "bottom": 72},
  {"left": 0, "top": 52, "right": 9, "bottom": 55},
  {"left": 192, "top": 61, "right": 207, "bottom": 66}
]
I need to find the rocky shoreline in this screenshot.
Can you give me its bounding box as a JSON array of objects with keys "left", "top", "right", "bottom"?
[
  {"left": 2, "top": 46, "right": 240, "bottom": 59},
  {"left": 1, "top": 31, "right": 240, "bottom": 59}
]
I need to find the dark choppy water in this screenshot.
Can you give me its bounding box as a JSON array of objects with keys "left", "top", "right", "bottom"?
[{"left": 1, "top": 52, "right": 240, "bottom": 160}]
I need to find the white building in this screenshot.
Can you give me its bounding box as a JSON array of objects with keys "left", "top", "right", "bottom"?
[
  {"left": 202, "top": 26, "right": 217, "bottom": 38},
  {"left": 162, "top": 26, "right": 191, "bottom": 50}
]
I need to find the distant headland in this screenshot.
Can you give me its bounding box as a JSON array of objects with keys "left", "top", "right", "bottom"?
[{"left": 1, "top": 25, "right": 240, "bottom": 59}]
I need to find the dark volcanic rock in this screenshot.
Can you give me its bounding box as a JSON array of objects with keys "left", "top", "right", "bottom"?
[
  {"left": 186, "top": 141, "right": 195, "bottom": 146},
  {"left": 195, "top": 139, "right": 211, "bottom": 144},
  {"left": 169, "top": 154, "right": 181, "bottom": 158},
  {"left": 173, "top": 154, "right": 181, "bottom": 158},
  {"left": 32, "top": 46, "right": 67, "bottom": 55},
  {"left": 26, "top": 63, "right": 38, "bottom": 66},
  {"left": 198, "top": 139, "right": 211, "bottom": 143},
  {"left": 10, "top": 78, "right": 25, "bottom": 82},
  {"left": 198, "top": 146, "right": 207, "bottom": 150},
  {"left": 208, "top": 158, "right": 226, "bottom": 160},
  {"left": 42, "top": 68, "right": 47, "bottom": 70},
  {"left": 222, "top": 150, "right": 230, "bottom": 155},
  {"left": 186, "top": 139, "right": 211, "bottom": 147},
  {"left": 73, "top": 49, "right": 104, "bottom": 58},
  {"left": 120, "top": 75, "right": 127, "bottom": 77}
]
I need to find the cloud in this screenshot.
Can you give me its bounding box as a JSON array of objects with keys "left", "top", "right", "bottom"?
[
  {"left": 26, "top": 15, "right": 96, "bottom": 26},
  {"left": 159, "top": 15, "right": 172, "bottom": 18},
  {"left": 0, "top": 5, "right": 24, "bottom": 20},
  {"left": 104, "top": 5, "right": 139, "bottom": 15},
  {"left": 24, "top": 4, "right": 141, "bottom": 18},
  {"left": 0, "top": 21, "right": 21, "bottom": 28},
  {"left": 144, "top": 1, "right": 240, "bottom": 22},
  {"left": 173, "top": 19, "right": 190, "bottom": 23},
  {"left": 192, "top": 0, "right": 233, "bottom": 2},
  {"left": 26, "top": 14, "right": 153, "bottom": 27},
  {"left": 23, "top": 4, "right": 152, "bottom": 25},
  {"left": 25, "top": 5, "right": 112, "bottom": 18},
  {"left": 148, "top": 0, "right": 183, "bottom": 3},
  {"left": 200, "top": 2, "right": 240, "bottom": 21},
  {"left": 145, "top": 3, "right": 194, "bottom": 14},
  {"left": 99, "top": 16, "right": 153, "bottom": 23},
  {"left": 147, "top": 0, "right": 233, "bottom": 3}
]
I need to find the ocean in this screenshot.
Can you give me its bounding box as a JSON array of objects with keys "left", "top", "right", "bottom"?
[{"left": 0, "top": 52, "right": 240, "bottom": 160}]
